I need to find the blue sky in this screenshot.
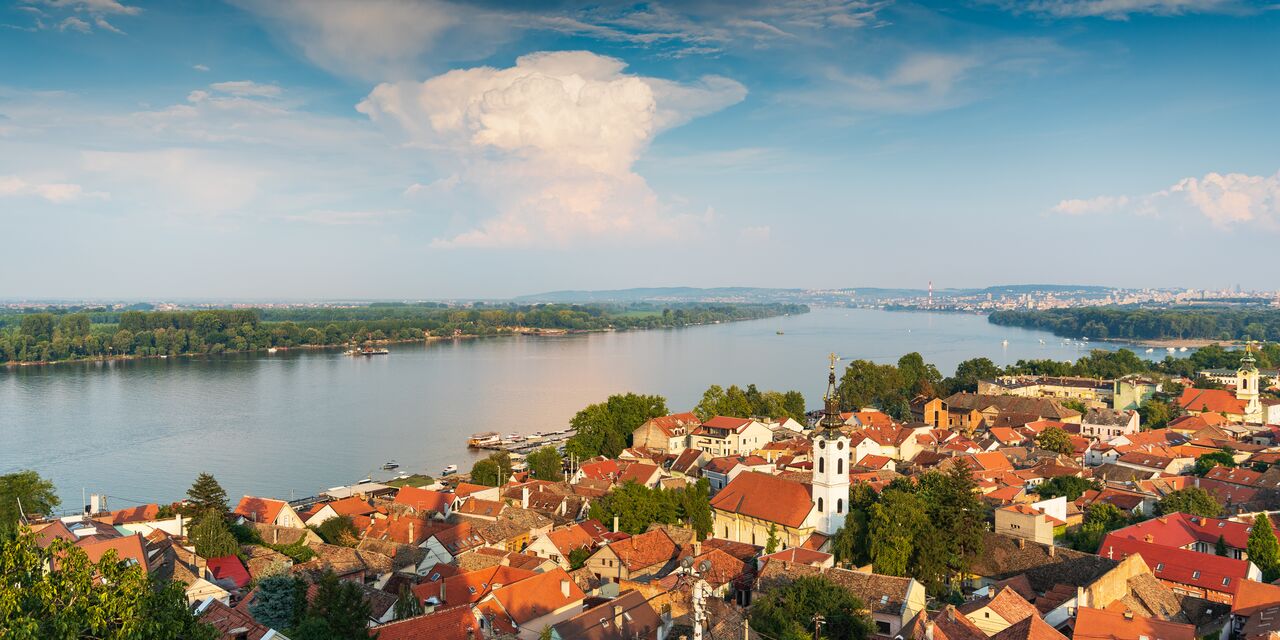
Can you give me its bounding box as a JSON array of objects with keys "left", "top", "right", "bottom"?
[{"left": 2, "top": 0, "right": 1278, "bottom": 299}]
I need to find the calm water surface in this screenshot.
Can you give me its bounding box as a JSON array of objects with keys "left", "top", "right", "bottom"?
[{"left": 1, "top": 308, "right": 1152, "bottom": 507}]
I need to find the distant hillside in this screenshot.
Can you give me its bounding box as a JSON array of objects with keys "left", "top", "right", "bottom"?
[{"left": 513, "top": 284, "right": 1116, "bottom": 304}]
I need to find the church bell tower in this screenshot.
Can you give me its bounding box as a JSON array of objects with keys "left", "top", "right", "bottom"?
[
  {"left": 1238, "top": 342, "right": 1263, "bottom": 423},
  {"left": 812, "top": 354, "right": 851, "bottom": 536}
]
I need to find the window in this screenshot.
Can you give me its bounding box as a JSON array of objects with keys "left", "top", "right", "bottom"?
[
  {"left": 837, "top": 458, "right": 843, "bottom": 474},
  {"left": 818, "top": 497, "right": 824, "bottom": 513},
  {"left": 1223, "top": 578, "right": 1231, "bottom": 586},
  {"left": 819, "top": 458, "right": 825, "bottom": 473},
  {"left": 837, "top": 498, "right": 844, "bottom": 514},
  {"left": 1192, "top": 571, "right": 1200, "bottom": 579},
  {"left": 1156, "top": 563, "right": 1164, "bottom": 571}
]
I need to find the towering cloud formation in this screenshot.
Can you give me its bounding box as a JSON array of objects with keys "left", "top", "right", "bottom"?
[
  {"left": 1053, "top": 170, "right": 1280, "bottom": 231},
  {"left": 358, "top": 51, "right": 746, "bottom": 248}
]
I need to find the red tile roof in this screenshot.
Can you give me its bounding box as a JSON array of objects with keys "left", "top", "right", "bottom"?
[
  {"left": 857, "top": 454, "right": 893, "bottom": 470},
  {"left": 98, "top": 504, "right": 160, "bottom": 525},
  {"left": 77, "top": 533, "right": 148, "bottom": 573},
  {"left": 607, "top": 528, "right": 678, "bottom": 572},
  {"left": 644, "top": 412, "right": 701, "bottom": 437},
  {"left": 710, "top": 471, "right": 813, "bottom": 529},
  {"left": 206, "top": 555, "right": 251, "bottom": 588},
  {"left": 453, "top": 482, "right": 491, "bottom": 498},
  {"left": 1179, "top": 388, "right": 1247, "bottom": 416},
  {"left": 418, "top": 564, "right": 536, "bottom": 606},
  {"left": 374, "top": 605, "right": 480, "bottom": 640},
  {"left": 197, "top": 598, "right": 276, "bottom": 640},
  {"left": 233, "top": 496, "right": 286, "bottom": 524},
  {"left": 1234, "top": 580, "right": 1280, "bottom": 616},
  {"left": 545, "top": 524, "right": 596, "bottom": 557},
  {"left": 483, "top": 568, "right": 585, "bottom": 629},
  {"left": 617, "top": 462, "right": 661, "bottom": 485},
  {"left": 1072, "top": 606, "right": 1195, "bottom": 640},
  {"left": 1204, "top": 466, "right": 1267, "bottom": 487},
  {"left": 325, "top": 497, "right": 376, "bottom": 518},
  {"left": 456, "top": 498, "right": 503, "bottom": 518},
  {"left": 578, "top": 459, "right": 625, "bottom": 482},
  {"left": 1098, "top": 535, "right": 1252, "bottom": 596},
  {"left": 759, "top": 547, "right": 832, "bottom": 568},
  {"left": 1107, "top": 512, "right": 1277, "bottom": 553},
  {"left": 697, "top": 416, "right": 754, "bottom": 434},
  {"left": 393, "top": 486, "right": 452, "bottom": 514}
]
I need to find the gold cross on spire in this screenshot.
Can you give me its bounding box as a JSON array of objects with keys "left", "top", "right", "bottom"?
[{"left": 828, "top": 352, "right": 838, "bottom": 371}]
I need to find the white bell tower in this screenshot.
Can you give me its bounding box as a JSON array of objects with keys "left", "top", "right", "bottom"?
[
  {"left": 812, "top": 354, "right": 851, "bottom": 536},
  {"left": 1238, "top": 342, "right": 1263, "bottom": 423}
]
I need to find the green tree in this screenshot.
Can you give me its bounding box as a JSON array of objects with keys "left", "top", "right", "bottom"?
[
  {"left": 469, "top": 451, "right": 511, "bottom": 487},
  {"left": 249, "top": 574, "right": 308, "bottom": 631},
  {"left": 1193, "top": 450, "right": 1237, "bottom": 477},
  {"left": 293, "top": 571, "right": 374, "bottom": 640},
  {"left": 1138, "top": 399, "right": 1175, "bottom": 430},
  {"left": 1157, "top": 487, "right": 1222, "bottom": 517},
  {"left": 568, "top": 547, "right": 591, "bottom": 570},
  {"left": 694, "top": 384, "right": 753, "bottom": 421},
  {"left": 868, "top": 490, "right": 928, "bottom": 577},
  {"left": 190, "top": 511, "right": 239, "bottom": 558},
  {"left": 831, "top": 484, "right": 878, "bottom": 567},
  {"left": 1249, "top": 512, "right": 1280, "bottom": 582},
  {"left": 0, "top": 530, "right": 218, "bottom": 639},
  {"left": 1217, "top": 534, "right": 1229, "bottom": 557},
  {"left": 751, "top": 576, "right": 874, "bottom": 640},
  {"left": 313, "top": 515, "right": 360, "bottom": 547},
  {"left": 1034, "top": 476, "right": 1100, "bottom": 501},
  {"left": 837, "top": 359, "right": 905, "bottom": 412},
  {"left": 566, "top": 393, "right": 669, "bottom": 459},
  {"left": 394, "top": 584, "right": 423, "bottom": 620},
  {"left": 946, "top": 357, "right": 1001, "bottom": 394},
  {"left": 897, "top": 352, "right": 943, "bottom": 397},
  {"left": 1067, "top": 503, "right": 1129, "bottom": 552},
  {"left": 185, "top": 472, "right": 228, "bottom": 516},
  {"left": 765, "top": 524, "right": 781, "bottom": 554},
  {"left": 0, "top": 470, "right": 60, "bottom": 539},
  {"left": 1036, "top": 426, "right": 1075, "bottom": 455},
  {"left": 526, "top": 446, "right": 564, "bottom": 481}
]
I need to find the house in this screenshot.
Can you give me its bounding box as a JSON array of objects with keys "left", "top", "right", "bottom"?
[
  {"left": 420, "top": 522, "right": 488, "bottom": 568},
  {"left": 666, "top": 448, "right": 707, "bottom": 479},
  {"left": 392, "top": 486, "right": 453, "bottom": 518},
  {"left": 701, "top": 455, "right": 773, "bottom": 494},
  {"left": 372, "top": 605, "right": 482, "bottom": 640},
  {"left": 937, "top": 393, "right": 1083, "bottom": 427},
  {"left": 958, "top": 585, "right": 1040, "bottom": 635},
  {"left": 632, "top": 412, "right": 700, "bottom": 454},
  {"left": 1104, "top": 512, "right": 1280, "bottom": 562},
  {"left": 1097, "top": 534, "right": 1261, "bottom": 604},
  {"left": 303, "top": 497, "right": 376, "bottom": 528},
  {"left": 1230, "top": 579, "right": 1280, "bottom": 640},
  {"left": 1072, "top": 606, "right": 1195, "bottom": 640},
  {"left": 710, "top": 471, "right": 815, "bottom": 550},
  {"left": 1081, "top": 408, "right": 1140, "bottom": 439},
  {"left": 584, "top": 528, "right": 679, "bottom": 582},
  {"left": 551, "top": 589, "right": 668, "bottom": 640},
  {"left": 969, "top": 532, "right": 1118, "bottom": 596},
  {"left": 688, "top": 416, "right": 773, "bottom": 457},
  {"left": 980, "top": 375, "right": 1114, "bottom": 406},
  {"left": 413, "top": 564, "right": 536, "bottom": 609},
  {"left": 1114, "top": 375, "right": 1163, "bottom": 412},
  {"left": 195, "top": 597, "right": 286, "bottom": 640},
  {"left": 475, "top": 568, "right": 587, "bottom": 640},
  {"left": 757, "top": 547, "right": 834, "bottom": 571},
  {"left": 1115, "top": 452, "right": 1192, "bottom": 475},
  {"left": 989, "top": 615, "right": 1068, "bottom": 640},
  {"left": 572, "top": 459, "right": 626, "bottom": 484},
  {"left": 233, "top": 496, "right": 305, "bottom": 528},
  {"left": 995, "top": 497, "right": 1067, "bottom": 545},
  {"left": 617, "top": 462, "right": 663, "bottom": 488},
  {"left": 526, "top": 523, "right": 598, "bottom": 569}
]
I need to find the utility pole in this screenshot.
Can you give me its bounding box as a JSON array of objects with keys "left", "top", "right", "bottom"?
[
  {"left": 813, "top": 613, "right": 826, "bottom": 640},
  {"left": 685, "top": 558, "right": 711, "bottom": 640}
]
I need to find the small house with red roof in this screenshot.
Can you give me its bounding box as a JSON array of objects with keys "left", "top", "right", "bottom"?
[
  {"left": 1105, "top": 512, "right": 1280, "bottom": 562},
  {"left": 474, "top": 568, "right": 586, "bottom": 639},
  {"left": 205, "top": 555, "right": 251, "bottom": 590},
  {"left": 372, "top": 605, "right": 481, "bottom": 640},
  {"left": 584, "top": 528, "right": 680, "bottom": 582},
  {"left": 233, "top": 496, "right": 305, "bottom": 529},
  {"left": 701, "top": 455, "right": 774, "bottom": 494},
  {"left": 710, "top": 471, "right": 815, "bottom": 550},
  {"left": 526, "top": 522, "right": 599, "bottom": 569},
  {"left": 632, "top": 411, "right": 700, "bottom": 454},
  {"left": 393, "top": 486, "right": 453, "bottom": 518},
  {"left": 1072, "top": 606, "right": 1195, "bottom": 640},
  {"left": 303, "top": 496, "right": 377, "bottom": 528},
  {"left": 995, "top": 502, "right": 1066, "bottom": 545},
  {"left": 616, "top": 462, "right": 663, "bottom": 489}
]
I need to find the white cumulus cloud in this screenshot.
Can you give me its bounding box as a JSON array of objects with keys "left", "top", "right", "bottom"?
[
  {"left": 357, "top": 50, "right": 746, "bottom": 248},
  {"left": 1054, "top": 170, "right": 1280, "bottom": 230}
]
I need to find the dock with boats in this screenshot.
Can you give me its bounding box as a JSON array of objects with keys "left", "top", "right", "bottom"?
[{"left": 467, "top": 428, "right": 576, "bottom": 454}]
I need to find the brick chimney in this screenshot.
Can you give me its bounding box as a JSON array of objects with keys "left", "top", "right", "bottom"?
[
  {"left": 1048, "top": 544, "right": 1056, "bottom": 557},
  {"left": 440, "top": 578, "right": 446, "bottom": 602},
  {"left": 522, "top": 486, "right": 530, "bottom": 510},
  {"left": 561, "top": 579, "right": 571, "bottom": 598},
  {"left": 409, "top": 519, "right": 415, "bottom": 544},
  {"left": 613, "top": 516, "right": 619, "bottom": 533},
  {"left": 614, "top": 605, "right": 624, "bottom": 629}
]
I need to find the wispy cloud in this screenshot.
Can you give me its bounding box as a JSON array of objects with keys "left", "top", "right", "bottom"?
[
  {"left": 284, "top": 209, "right": 407, "bottom": 226},
  {"left": 358, "top": 50, "right": 746, "bottom": 248},
  {"left": 1053, "top": 170, "right": 1280, "bottom": 230},
  {"left": 992, "top": 0, "right": 1246, "bottom": 19},
  {"left": 193, "top": 64, "right": 211, "bottom": 72},
  {"left": 0, "top": 174, "right": 108, "bottom": 203},
  {"left": 19, "top": 0, "right": 139, "bottom": 34},
  {"left": 209, "top": 80, "right": 282, "bottom": 98}
]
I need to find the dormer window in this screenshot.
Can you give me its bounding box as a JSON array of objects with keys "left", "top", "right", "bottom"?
[
  {"left": 1192, "top": 571, "right": 1200, "bottom": 579},
  {"left": 1156, "top": 563, "right": 1164, "bottom": 571}
]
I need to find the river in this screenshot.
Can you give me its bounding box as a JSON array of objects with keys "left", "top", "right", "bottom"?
[{"left": 0, "top": 307, "right": 1157, "bottom": 509}]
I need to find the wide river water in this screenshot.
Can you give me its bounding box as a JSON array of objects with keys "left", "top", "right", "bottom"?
[{"left": 1, "top": 307, "right": 1156, "bottom": 509}]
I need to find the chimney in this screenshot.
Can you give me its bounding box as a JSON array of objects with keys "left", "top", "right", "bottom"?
[
  {"left": 1017, "top": 538, "right": 1026, "bottom": 549},
  {"left": 522, "top": 486, "right": 530, "bottom": 510},
  {"left": 1048, "top": 545, "right": 1056, "bottom": 557},
  {"left": 440, "top": 578, "right": 446, "bottom": 602},
  {"left": 613, "top": 516, "right": 619, "bottom": 533},
  {"left": 1123, "top": 611, "right": 1134, "bottom": 620},
  {"left": 614, "top": 604, "right": 624, "bottom": 629},
  {"left": 409, "top": 520, "right": 415, "bottom": 544},
  {"left": 924, "top": 621, "right": 936, "bottom": 640},
  {"left": 693, "top": 541, "right": 701, "bottom": 557},
  {"left": 561, "top": 579, "right": 571, "bottom": 598}
]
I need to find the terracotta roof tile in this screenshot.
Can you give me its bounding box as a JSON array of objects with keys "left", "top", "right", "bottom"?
[
  {"left": 1073, "top": 606, "right": 1195, "bottom": 640},
  {"left": 709, "top": 471, "right": 813, "bottom": 529},
  {"left": 233, "top": 496, "right": 286, "bottom": 524}
]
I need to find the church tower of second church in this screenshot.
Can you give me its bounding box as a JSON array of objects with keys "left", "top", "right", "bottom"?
[
  {"left": 812, "top": 354, "right": 851, "bottom": 536},
  {"left": 1238, "top": 343, "right": 1263, "bottom": 423}
]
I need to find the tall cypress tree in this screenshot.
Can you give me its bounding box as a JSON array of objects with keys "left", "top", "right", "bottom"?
[{"left": 1249, "top": 513, "right": 1280, "bottom": 581}]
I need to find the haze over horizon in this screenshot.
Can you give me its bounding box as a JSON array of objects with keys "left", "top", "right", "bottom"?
[{"left": 3, "top": 0, "right": 1278, "bottom": 300}]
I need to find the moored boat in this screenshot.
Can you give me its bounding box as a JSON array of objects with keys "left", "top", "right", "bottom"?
[
  {"left": 441, "top": 464, "right": 458, "bottom": 476},
  {"left": 468, "top": 432, "right": 500, "bottom": 447}
]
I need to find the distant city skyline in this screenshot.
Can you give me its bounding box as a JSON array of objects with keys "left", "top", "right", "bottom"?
[{"left": 2, "top": 0, "right": 1278, "bottom": 299}]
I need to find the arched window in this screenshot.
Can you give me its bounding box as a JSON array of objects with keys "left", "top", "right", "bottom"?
[
  {"left": 817, "top": 497, "right": 824, "bottom": 513},
  {"left": 837, "top": 498, "right": 844, "bottom": 514},
  {"left": 818, "top": 457, "right": 825, "bottom": 473},
  {"left": 837, "top": 458, "right": 843, "bottom": 474}
]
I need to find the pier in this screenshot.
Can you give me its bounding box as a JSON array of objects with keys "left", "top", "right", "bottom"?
[{"left": 468, "top": 428, "right": 576, "bottom": 454}]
